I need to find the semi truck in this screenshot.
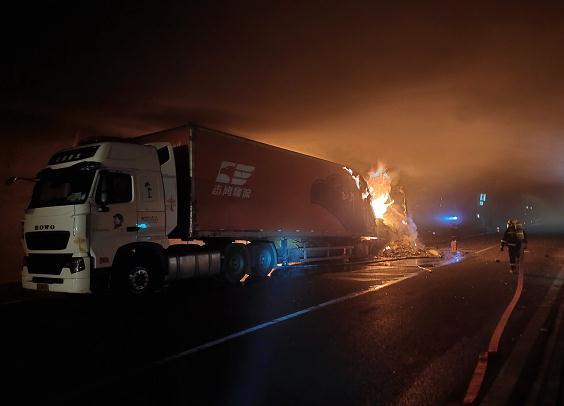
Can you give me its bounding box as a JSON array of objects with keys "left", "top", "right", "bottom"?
[{"left": 17, "top": 124, "right": 379, "bottom": 295}]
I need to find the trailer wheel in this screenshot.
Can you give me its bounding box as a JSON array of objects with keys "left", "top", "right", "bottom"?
[
  {"left": 250, "top": 242, "right": 277, "bottom": 277},
  {"left": 222, "top": 244, "right": 250, "bottom": 284}
]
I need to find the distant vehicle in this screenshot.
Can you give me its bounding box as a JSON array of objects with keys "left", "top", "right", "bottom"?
[{"left": 18, "top": 124, "right": 378, "bottom": 295}]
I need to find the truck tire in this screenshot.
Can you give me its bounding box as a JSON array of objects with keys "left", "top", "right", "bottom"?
[
  {"left": 250, "top": 242, "right": 277, "bottom": 277},
  {"left": 112, "top": 250, "right": 164, "bottom": 296},
  {"left": 222, "top": 244, "right": 250, "bottom": 284},
  {"left": 123, "top": 263, "right": 155, "bottom": 296}
]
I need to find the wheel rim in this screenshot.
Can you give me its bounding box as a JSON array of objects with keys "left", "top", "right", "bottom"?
[
  {"left": 229, "top": 254, "right": 244, "bottom": 274},
  {"left": 254, "top": 244, "right": 274, "bottom": 276},
  {"left": 259, "top": 251, "right": 272, "bottom": 268},
  {"left": 128, "top": 266, "right": 150, "bottom": 294}
]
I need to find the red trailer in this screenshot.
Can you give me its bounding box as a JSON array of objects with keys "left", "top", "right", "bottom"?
[
  {"left": 137, "top": 124, "right": 378, "bottom": 282},
  {"left": 139, "top": 125, "right": 376, "bottom": 239}
]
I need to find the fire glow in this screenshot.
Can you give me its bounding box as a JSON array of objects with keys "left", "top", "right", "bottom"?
[
  {"left": 366, "top": 165, "right": 394, "bottom": 220},
  {"left": 343, "top": 165, "right": 435, "bottom": 258},
  {"left": 344, "top": 164, "right": 419, "bottom": 244},
  {"left": 343, "top": 164, "right": 394, "bottom": 220}
]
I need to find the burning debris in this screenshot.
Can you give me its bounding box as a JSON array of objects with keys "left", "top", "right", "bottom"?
[
  {"left": 381, "top": 240, "right": 441, "bottom": 259},
  {"left": 344, "top": 163, "right": 441, "bottom": 259}
]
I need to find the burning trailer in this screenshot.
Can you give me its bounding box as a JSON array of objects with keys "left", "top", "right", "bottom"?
[{"left": 346, "top": 164, "right": 441, "bottom": 260}]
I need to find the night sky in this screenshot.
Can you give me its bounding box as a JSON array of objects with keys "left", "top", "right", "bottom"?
[{"left": 1, "top": 1, "right": 563, "bottom": 282}]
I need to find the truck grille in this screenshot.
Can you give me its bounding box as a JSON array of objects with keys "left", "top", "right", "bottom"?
[
  {"left": 27, "top": 254, "right": 72, "bottom": 275},
  {"left": 25, "top": 231, "right": 70, "bottom": 250}
]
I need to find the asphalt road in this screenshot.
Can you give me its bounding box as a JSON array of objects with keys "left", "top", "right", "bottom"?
[{"left": 2, "top": 232, "right": 563, "bottom": 405}]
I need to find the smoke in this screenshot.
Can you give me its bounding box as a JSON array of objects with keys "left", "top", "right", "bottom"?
[{"left": 382, "top": 193, "right": 420, "bottom": 245}]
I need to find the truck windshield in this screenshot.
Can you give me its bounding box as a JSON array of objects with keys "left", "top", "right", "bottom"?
[{"left": 29, "top": 162, "right": 99, "bottom": 208}]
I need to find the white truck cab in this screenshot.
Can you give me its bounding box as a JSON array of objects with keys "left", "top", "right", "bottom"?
[{"left": 22, "top": 141, "right": 174, "bottom": 294}]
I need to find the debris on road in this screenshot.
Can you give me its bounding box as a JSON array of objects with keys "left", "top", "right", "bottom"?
[{"left": 379, "top": 238, "right": 443, "bottom": 259}]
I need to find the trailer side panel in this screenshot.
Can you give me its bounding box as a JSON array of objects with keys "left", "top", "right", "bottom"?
[{"left": 191, "top": 126, "right": 375, "bottom": 238}]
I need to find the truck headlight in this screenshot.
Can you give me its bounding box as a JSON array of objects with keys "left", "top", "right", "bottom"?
[{"left": 69, "top": 257, "right": 86, "bottom": 274}]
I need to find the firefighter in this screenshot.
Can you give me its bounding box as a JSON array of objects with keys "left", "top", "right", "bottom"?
[{"left": 500, "top": 219, "right": 528, "bottom": 273}]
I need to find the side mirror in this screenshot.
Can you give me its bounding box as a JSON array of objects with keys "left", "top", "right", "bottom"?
[
  {"left": 97, "top": 191, "right": 110, "bottom": 212},
  {"left": 100, "top": 191, "right": 108, "bottom": 205},
  {"left": 5, "top": 176, "right": 37, "bottom": 185}
]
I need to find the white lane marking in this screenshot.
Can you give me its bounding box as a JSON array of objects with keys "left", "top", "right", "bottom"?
[
  {"left": 328, "top": 270, "right": 413, "bottom": 277},
  {"left": 327, "top": 276, "right": 407, "bottom": 282},
  {"left": 350, "top": 272, "right": 414, "bottom": 277},
  {"left": 149, "top": 272, "right": 420, "bottom": 367},
  {"left": 58, "top": 271, "right": 421, "bottom": 401},
  {"left": 417, "top": 265, "right": 433, "bottom": 273},
  {"left": 473, "top": 245, "right": 498, "bottom": 255},
  {"left": 350, "top": 269, "right": 407, "bottom": 274}
]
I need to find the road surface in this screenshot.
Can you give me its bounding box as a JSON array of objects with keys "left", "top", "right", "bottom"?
[{"left": 2, "top": 232, "right": 562, "bottom": 405}]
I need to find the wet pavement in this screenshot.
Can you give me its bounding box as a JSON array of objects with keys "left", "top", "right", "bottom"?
[{"left": 1, "top": 232, "right": 562, "bottom": 405}]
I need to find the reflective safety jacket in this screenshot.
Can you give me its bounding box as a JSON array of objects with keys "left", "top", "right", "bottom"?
[{"left": 501, "top": 227, "right": 528, "bottom": 248}]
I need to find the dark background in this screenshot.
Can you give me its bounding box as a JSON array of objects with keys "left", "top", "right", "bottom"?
[{"left": 1, "top": 1, "right": 562, "bottom": 283}]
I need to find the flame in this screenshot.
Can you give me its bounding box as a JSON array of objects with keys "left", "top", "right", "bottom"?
[
  {"left": 343, "top": 166, "right": 371, "bottom": 199},
  {"left": 343, "top": 164, "right": 394, "bottom": 219},
  {"left": 366, "top": 164, "right": 394, "bottom": 220},
  {"left": 343, "top": 167, "right": 361, "bottom": 190},
  {"left": 343, "top": 164, "right": 420, "bottom": 250},
  {"left": 370, "top": 192, "right": 394, "bottom": 219}
]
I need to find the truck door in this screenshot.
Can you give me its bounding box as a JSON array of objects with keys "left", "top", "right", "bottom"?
[
  {"left": 90, "top": 170, "right": 137, "bottom": 269},
  {"left": 136, "top": 171, "right": 166, "bottom": 242}
]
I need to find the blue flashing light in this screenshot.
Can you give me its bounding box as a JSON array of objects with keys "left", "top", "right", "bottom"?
[
  {"left": 137, "top": 223, "right": 148, "bottom": 229},
  {"left": 436, "top": 214, "right": 461, "bottom": 224}
]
